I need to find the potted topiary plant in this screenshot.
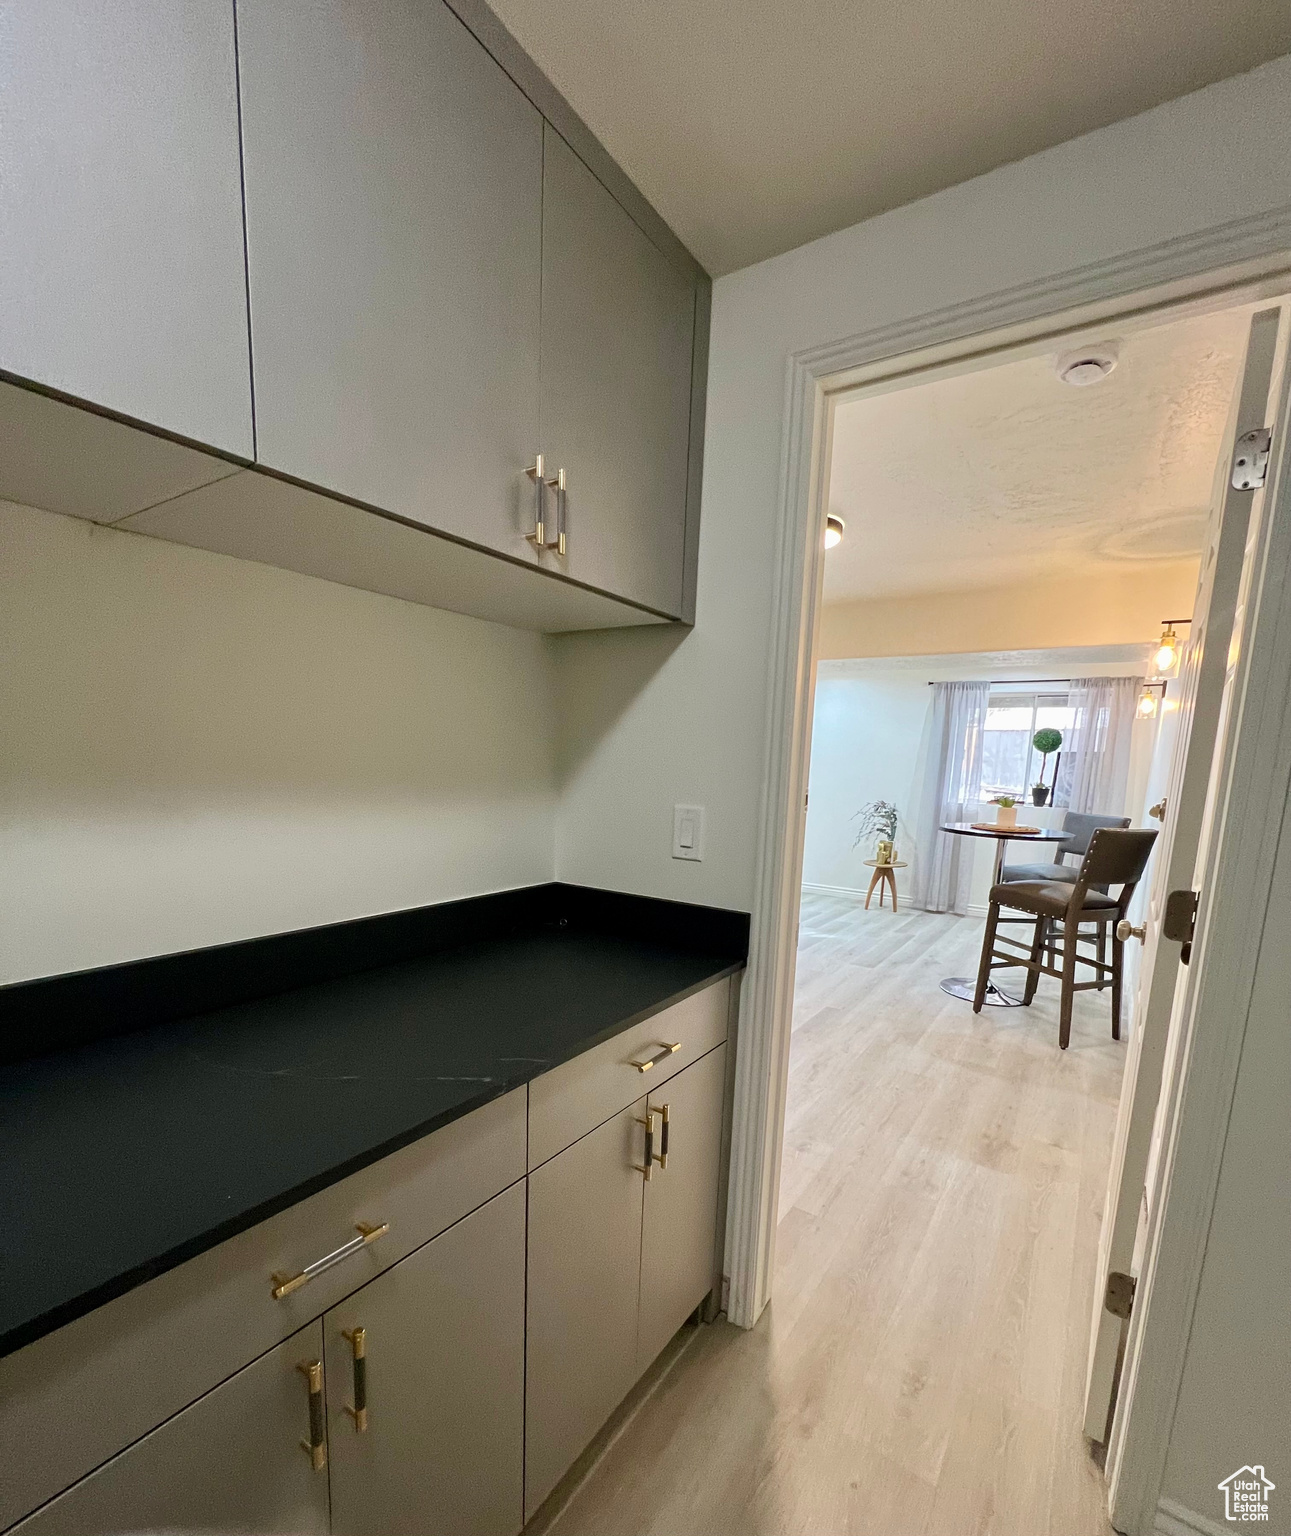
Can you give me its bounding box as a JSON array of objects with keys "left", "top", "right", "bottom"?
[
  {"left": 852, "top": 799, "right": 901, "bottom": 864},
  {"left": 1031, "top": 727, "right": 1063, "bottom": 805}
]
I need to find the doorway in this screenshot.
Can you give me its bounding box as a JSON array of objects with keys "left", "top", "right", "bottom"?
[{"left": 726, "top": 264, "right": 1291, "bottom": 1532}]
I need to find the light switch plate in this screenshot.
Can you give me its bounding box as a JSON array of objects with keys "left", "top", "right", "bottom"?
[{"left": 672, "top": 804, "right": 705, "bottom": 861}]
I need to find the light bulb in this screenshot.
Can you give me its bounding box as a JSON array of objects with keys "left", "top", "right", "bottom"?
[
  {"left": 1137, "top": 690, "right": 1158, "bottom": 719},
  {"left": 824, "top": 514, "right": 845, "bottom": 550},
  {"left": 1154, "top": 623, "right": 1179, "bottom": 672}
]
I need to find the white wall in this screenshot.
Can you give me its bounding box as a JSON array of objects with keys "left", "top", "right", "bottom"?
[
  {"left": 552, "top": 54, "right": 1291, "bottom": 919},
  {"left": 0, "top": 502, "right": 557, "bottom": 983},
  {"left": 801, "top": 670, "right": 927, "bottom": 897}
]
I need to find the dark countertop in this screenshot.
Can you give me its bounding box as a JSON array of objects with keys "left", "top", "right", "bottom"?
[{"left": 0, "top": 887, "right": 746, "bottom": 1359}]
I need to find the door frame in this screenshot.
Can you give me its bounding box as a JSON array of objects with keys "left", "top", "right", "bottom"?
[{"left": 723, "top": 213, "right": 1291, "bottom": 1517}]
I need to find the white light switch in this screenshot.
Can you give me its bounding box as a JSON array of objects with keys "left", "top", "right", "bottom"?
[{"left": 672, "top": 804, "right": 705, "bottom": 861}]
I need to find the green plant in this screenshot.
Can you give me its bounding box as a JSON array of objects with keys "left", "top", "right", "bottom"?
[
  {"left": 992, "top": 795, "right": 1018, "bottom": 808},
  {"left": 851, "top": 799, "right": 901, "bottom": 848},
  {"left": 1032, "top": 726, "right": 1063, "bottom": 788}
]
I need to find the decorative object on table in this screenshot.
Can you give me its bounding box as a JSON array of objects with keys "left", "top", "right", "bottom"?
[
  {"left": 971, "top": 820, "right": 1041, "bottom": 835},
  {"left": 972, "top": 826, "right": 1158, "bottom": 1048},
  {"left": 852, "top": 799, "right": 902, "bottom": 865},
  {"left": 1031, "top": 726, "right": 1062, "bottom": 805},
  {"left": 863, "top": 858, "right": 908, "bottom": 911},
  {"left": 992, "top": 796, "right": 1018, "bottom": 829}
]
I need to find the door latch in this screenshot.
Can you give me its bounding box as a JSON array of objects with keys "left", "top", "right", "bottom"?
[
  {"left": 1231, "top": 427, "right": 1271, "bottom": 491},
  {"left": 1105, "top": 1271, "right": 1136, "bottom": 1320},
  {"left": 1163, "top": 888, "right": 1199, "bottom": 964}
]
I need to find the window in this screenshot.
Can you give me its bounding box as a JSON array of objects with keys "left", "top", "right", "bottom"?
[{"left": 981, "top": 691, "right": 1074, "bottom": 802}]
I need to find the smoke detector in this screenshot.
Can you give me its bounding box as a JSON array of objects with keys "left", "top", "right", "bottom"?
[{"left": 1057, "top": 345, "right": 1118, "bottom": 386}]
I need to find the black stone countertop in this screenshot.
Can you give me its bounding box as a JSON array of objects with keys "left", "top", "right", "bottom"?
[{"left": 0, "top": 885, "right": 747, "bottom": 1359}]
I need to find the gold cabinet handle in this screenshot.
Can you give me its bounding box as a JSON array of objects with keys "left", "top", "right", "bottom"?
[
  {"left": 525, "top": 455, "right": 547, "bottom": 548},
  {"left": 631, "top": 1042, "right": 681, "bottom": 1073},
  {"left": 544, "top": 466, "right": 567, "bottom": 556},
  {"left": 634, "top": 1108, "right": 658, "bottom": 1181},
  {"left": 342, "top": 1327, "right": 367, "bottom": 1432},
  {"left": 656, "top": 1101, "right": 670, "bottom": 1169},
  {"left": 271, "top": 1221, "right": 389, "bottom": 1300},
  {"left": 298, "top": 1360, "right": 326, "bottom": 1471}
]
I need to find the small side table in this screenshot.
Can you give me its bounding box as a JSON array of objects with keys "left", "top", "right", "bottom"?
[{"left": 863, "top": 859, "right": 907, "bottom": 911}]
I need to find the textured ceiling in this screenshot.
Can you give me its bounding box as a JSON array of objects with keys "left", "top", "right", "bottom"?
[
  {"left": 823, "top": 305, "right": 1252, "bottom": 604},
  {"left": 486, "top": 0, "right": 1291, "bottom": 275}
]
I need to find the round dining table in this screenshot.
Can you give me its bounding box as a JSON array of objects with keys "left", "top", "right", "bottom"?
[{"left": 937, "top": 821, "right": 1072, "bottom": 1007}]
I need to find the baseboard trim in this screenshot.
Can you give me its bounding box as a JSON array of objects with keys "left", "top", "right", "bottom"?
[
  {"left": 800, "top": 881, "right": 871, "bottom": 901},
  {"left": 1154, "top": 1495, "right": 1232, "bottom": 1536}
]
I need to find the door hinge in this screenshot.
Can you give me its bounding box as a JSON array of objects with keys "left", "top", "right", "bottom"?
[
  {"left": 1231, "top": 427, "right": 1272, "bottom": 491},
  {"left": 1105, "top": 1271, "right": 1136, "bottom": 1320},
  {"left": 1163, "top": 888, "right": 1200, "bottom": 963}
]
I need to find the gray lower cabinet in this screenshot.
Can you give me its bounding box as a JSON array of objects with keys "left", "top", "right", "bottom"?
[
  {"left": 524, "top": 1046, "right": 727, "bottom": 1518},
  {"left": 236, "top": 0, "right": 544, "bottom": 564},
  {"left": 539, "top": 126, "right": 697, "bottom": 618},
  {"left": 0, "top": 0, "right": 253, "bottom": 457},
  {"left": 638, "top": 1043, "right": 728, "bottom": 1371},
  {"left": 10, "top": 1322, "right": 330, "bottom": 1536},
  {"left": 525, "top": 1100, "right": 648, "bottom": 1519},
  {"left": 324, "top": 1183, "right": 526, "bottom": 1536}
]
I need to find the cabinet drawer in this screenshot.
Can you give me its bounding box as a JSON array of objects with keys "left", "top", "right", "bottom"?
[
  {"left": 528, "top": 979, "right": 729, "bottom": 1169},
  {"left": 0, "top": 1088, "right": 525, "bottom": 1532}
]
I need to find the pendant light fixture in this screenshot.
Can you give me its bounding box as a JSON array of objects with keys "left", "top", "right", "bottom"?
[{"left": 824, "top": 514, "right": 845, "bottom": 549}]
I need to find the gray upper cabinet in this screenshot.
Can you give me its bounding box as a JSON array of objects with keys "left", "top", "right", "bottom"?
[
  {"left": 0, "top": 1, "right": 253, "bottom": 457},
  {"left": 236, "top": 0, "right": 544, "bottom": 564},
  {"left": 9, "top": 1322, "right": 330, "bottom": 1536},
  {"left": 324, "top": 1183, "right": 526, "bottom": 1536},
  {"left": 539, "top": 127, "right": 696, "bottom": 618}
]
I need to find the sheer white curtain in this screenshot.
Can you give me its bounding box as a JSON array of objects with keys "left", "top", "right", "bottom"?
[
  {"left": 913, "top": 681, "right": 989, "bottom": 915},
  {"left": 1058, "top": 675, "right": 1142, "bottom": 815}
]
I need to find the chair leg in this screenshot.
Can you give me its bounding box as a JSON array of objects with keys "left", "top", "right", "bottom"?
[
  {"left": 1059, "top": 916, "right": 1078, "bottom": 1050},
  {"left": 1096, "top": 922, "right": 1108, "bottom": 989},
  {"left": 1023, "top": 916, "right": 1046, "bottom": 1005},
  {"left": 973, "top": 901, "right": 1001, "bottom": 1013},
  {"left": 1111, "top": 926, "right": 1123, "bottom": 1041}
]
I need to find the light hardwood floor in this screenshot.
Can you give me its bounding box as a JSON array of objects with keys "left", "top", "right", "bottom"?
[{"left": 544, "top": 895, "right": 1125, "bottom": 1536}]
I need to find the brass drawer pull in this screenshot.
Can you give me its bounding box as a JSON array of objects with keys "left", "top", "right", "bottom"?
[
  {"left": 657, "top": 1101, "right": 670, "bottom": 1169},
  {"left": 545, "top": 465, "right": 568, "bottom": 556},
  {"left": 631, "top": 1042, "right": 681, "bottom": 1073},
  {"left": 342, "top": 1327, "right": 368, "bottom": 1432},
  {"left": 271, "top": 1221, "right": 390, "bottom": 1300},
  {"left": 525, "top": 455, "right": 548, "bottom": 548},
  {"left": 634, "top": 1108, "right": 658, "bottom": 1181},
  {"left": 298, "top": 1360, "right": 327, "bottom": 1471}
]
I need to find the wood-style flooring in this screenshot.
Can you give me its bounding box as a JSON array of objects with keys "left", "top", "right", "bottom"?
[{"left": 543, "top": 896, "right": 1125, "bottom": 1536}]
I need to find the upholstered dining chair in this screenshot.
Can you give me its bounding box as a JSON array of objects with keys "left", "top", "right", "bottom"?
[
  {"left": 1000, "top": 810, "right": 1132, "bottom": 983},
  {"left": 973, "top": 827, "right": 1158, "bottom": 1049},
  {"left": 1000, "top": 809, "right": 1131, "bottom": 883}
]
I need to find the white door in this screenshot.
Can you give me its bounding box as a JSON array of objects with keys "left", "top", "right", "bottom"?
[{"left": 1081, "top": 304, "right": 1286, "bottom": 1442}]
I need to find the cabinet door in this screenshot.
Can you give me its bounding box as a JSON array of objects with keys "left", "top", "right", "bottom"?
[
  {"left": 525, "top": 1099, "right": 648, "bottom": 1518},
  {"left": 9, "top": 1322, "right": 328, "bottom": 1536},
  {"left": 540, "top": 127, "right": 695, "bottom": 617},
  {"left": 325, "top": 1182, "right": 525, "bottom": 1536},
  {"left": 637, "top": 1044, "right": 727, "bottom": 1372},
  {"left": 0, "top": 0, "right": 253, "bottom": 455},
  {"left": 237, "top": 0, "right": 543, "bottom": 561}
]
